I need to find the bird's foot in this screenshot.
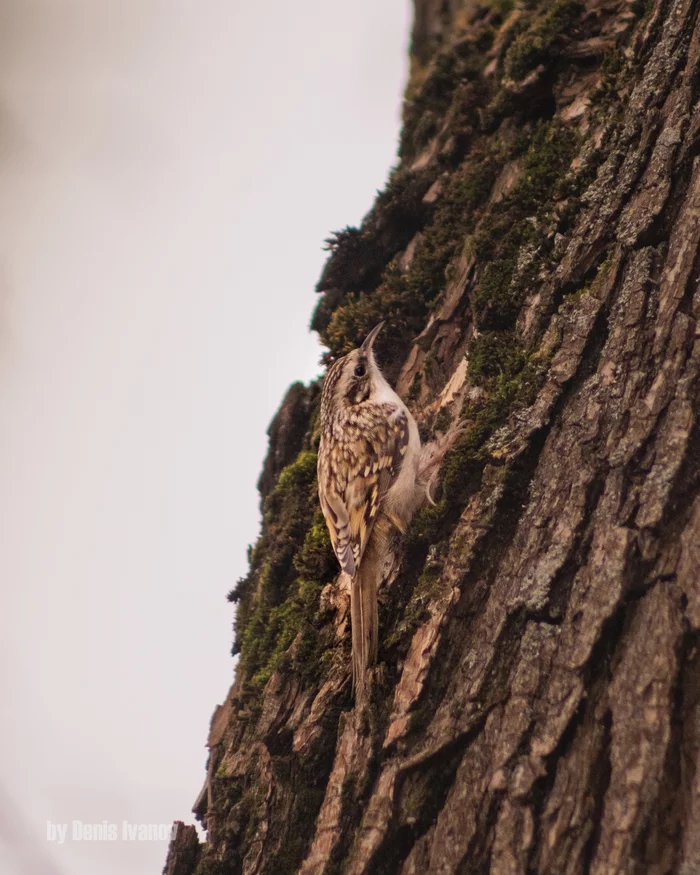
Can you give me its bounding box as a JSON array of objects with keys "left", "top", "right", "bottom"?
[{"left": 417, "top": 421, "right": 468, "bottom": 505}]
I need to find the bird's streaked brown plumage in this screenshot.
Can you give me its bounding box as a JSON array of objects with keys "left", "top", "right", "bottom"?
[{"left": 318, "top": 324, "right": 422, "bottom": 700}]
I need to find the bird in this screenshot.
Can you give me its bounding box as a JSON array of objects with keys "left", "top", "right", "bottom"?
[{"left": 317, "top": 323, "right": 425, "bottom": 700}]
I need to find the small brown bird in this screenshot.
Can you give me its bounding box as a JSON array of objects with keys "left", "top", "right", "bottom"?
[{"left": 317, "top": 323, "right": 424, "bottom": 699}]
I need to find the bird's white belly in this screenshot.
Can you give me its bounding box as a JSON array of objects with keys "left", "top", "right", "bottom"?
[{"left": 385, "top": 410, "right": 421, "bottom": 524}]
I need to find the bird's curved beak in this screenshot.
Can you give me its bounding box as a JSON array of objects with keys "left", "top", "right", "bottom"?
[{"left": 361, "top": 322, "right": 384, "bottom": 353}]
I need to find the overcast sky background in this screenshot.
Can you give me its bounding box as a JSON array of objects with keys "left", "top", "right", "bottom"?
[{"left": 0, "top": 2, "right": 411, "bottom": 873}]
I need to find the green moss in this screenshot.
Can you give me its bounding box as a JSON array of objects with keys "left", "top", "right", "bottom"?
[
  {"left": 407, "top": 501, "right": 451, "bottom": 546},
  {"left": 384, "top": 547, "right": 449, "bottom": 649},
  {"left": 558, "top": 249, "right": 616, "bottom": 314},
  {"left": 322, "top": 153, "right": 502, "bottom": 360},
  {"left": 231, "top": 450, "right": 325, "bottom": 687},
  {"left": 400, "top": 39, "right": 491, "bottom": 159},
  {"left": 408, "top": 372, "right": 423, "bottom": 402},
  {"left": 590, "top": 48, "right": 627, "bottom": 106},
  {"left": 512, "top": 122, "right": 579, "bottom": 208},
  {"left": 471, "top": 216, "right": 540, "bottom": 327},
  {"left": 474, "top": 256, "right": 519, "bottom": 326},
  {"left": 434, "top": 406, "right": 453, "bottom": 434},
  {"left": 319, "top": 648, "right": 338, "bottom": 672},
  {"left": 415, "top": 158, "right": 500, "bottom": 293},
  {"left": 468, "top": 330, "right": 526, "bottom": 386},
  {"left": 267, "top": 450, "right": 317, "bottom": 507},
  {"left": 504, "top": 0, "right": 584, "bottom": 81},
  {"left": 471, "top": 121, "right": 579, "bottom": 328},
  {"left": 193, "top": 857, "right": 227, "bottom": 875},
  {"left": 587, "top": 250, "right": 615, "bottom": 297},
  {"left": 294, "top": 511, "right": 336, "bottom": 581},
  {"left": 311, "top": 168, "right": 437, "bottom": 335},
  {"left": 489, "top": 0, "right": 516, "bottom": 16},
  {"left": 246, "top": 600, "right": 298, "bottom": 689},
  {"left": 405, "top": 332, "right": 546, "bottom": 549},
  {"left": 321, "top": 264, "right": 421, "bottom": 360},
  {"left": 244, "top": 578, "right": 323, "bottom": 690}
]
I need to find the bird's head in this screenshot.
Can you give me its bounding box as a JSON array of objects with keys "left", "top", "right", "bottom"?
[{"left": 322, "top": 322, "right": 385, "bottom": 411}]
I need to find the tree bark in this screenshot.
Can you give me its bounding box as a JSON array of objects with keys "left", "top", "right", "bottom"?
[{"left": 165, "top": 1, "right": 700, "bottom": 873}]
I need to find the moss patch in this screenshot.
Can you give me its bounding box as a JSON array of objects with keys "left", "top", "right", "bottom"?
[
  {"left": 400, "top": 31, "right": 493, "bottom": 160},
  {"left": 311, "top": 169, "right": 437, "bottom": 335},
  {"left": 468, "top": 330, "right": 526, "bottom": 385},
  {"left": 321, "top": 151, "right": 502, "bottom": 361},
  {"left": 471, "top": 120, "right": 579, "bottom": 328},
  {"left": 504, "top": 0, "right": 584, "bottom": 82},
  {"left": 244, "top": 578, "right": 323, "bottom": 689},
  {"left": 294, "top": 510, "right": 336, "bottom": 581},
  {"left": 230, "top": 450, "right": 331, "bottom": 690},
  {"left": 405, "top": 331, "right": 546, "bottom": 548},
  {"left": 384, "top": 545, "right": 450, "bottom": 651}
]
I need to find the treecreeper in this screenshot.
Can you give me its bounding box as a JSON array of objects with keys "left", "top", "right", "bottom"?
[{"left": 318, "top": 322, "right": 459, "bottom": 700}]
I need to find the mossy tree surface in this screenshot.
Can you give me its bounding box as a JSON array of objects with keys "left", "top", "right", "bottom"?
[{"left": 165, "top": 1, "right": 700, "bottom": 874}]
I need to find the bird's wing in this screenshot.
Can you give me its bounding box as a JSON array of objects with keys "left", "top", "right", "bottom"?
[{"left": 319, "top": 405, "right": 409, "bottom": 576}]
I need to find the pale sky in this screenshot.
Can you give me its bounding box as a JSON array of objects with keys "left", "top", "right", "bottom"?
[{"left": 0, "top": 2, "right": 411, "bottom": 873}]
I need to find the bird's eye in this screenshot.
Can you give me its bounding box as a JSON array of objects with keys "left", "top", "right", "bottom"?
[{"left": 354, "top": 362, "right": 366, "bottom": 378}]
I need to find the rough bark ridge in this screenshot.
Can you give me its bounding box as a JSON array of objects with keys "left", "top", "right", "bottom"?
[{"left": 165, "top": 1, "right": 700, "bottom": 873}]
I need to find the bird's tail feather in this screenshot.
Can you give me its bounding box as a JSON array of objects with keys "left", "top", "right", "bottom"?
[
  {"left": 351, "top": 559, "right": 378, "bottom": 701},
  {"left": 350, "top": 516, "right": 390, "bottom": 701}
]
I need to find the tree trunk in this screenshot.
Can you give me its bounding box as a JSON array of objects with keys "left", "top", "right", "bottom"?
[{"left": 165, "top": 1, "right": 700, "bottom": 873}]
